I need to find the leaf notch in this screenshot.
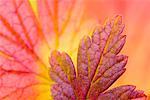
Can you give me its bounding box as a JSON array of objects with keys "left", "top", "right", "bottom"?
[{"left": 49, "top": 15, "right": 147, "bottom": 100}]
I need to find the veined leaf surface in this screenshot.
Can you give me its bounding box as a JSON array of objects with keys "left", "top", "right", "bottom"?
[{"left": 49, "top": 16, "right": 147, "bottom": 100}]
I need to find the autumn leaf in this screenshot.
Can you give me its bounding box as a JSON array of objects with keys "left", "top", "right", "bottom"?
[
  {"left": 0, "top": 0, "right": 148, "bottom": 99},
  {"left": 0, "top": 0, "right": 51, "bottom": 99},
  {"left": 49, "top": 16, "right": 147, "bottom": 99},
  {"left": 0, "top": 0, "right": 86, "bottom": 99},
  {"left": 37, "top": 0, "right": 85, "bottom": 50}
]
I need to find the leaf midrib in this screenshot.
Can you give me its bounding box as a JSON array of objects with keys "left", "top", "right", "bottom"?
[{"left": 86, "top": 22, "right": 115, "bottom": 98}]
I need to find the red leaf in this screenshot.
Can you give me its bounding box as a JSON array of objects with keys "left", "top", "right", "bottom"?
[
  {"left": 49, "top": 16, "right": 147, "bottom": 99},
  {"left": 37, "top": 0, "right": 84, "bottom": 48},
  {"left": 49, "top": 51, "right": 76, "bottom": 99},
  {"left": 98, "top": 85, "right": 147, "bottom": 99},
  {"left": 0, "top": 0, "right": 50, "bottom": 99}
]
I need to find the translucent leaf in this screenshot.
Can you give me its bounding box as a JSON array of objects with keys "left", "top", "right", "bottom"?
[
  {"left": 0, "top": 0, "right": 50, "bottom": 99},
  {"left": 49, "top": 16, "right": 147, "bottom": 100},
  {"left": 0, "top": 0, "right": 85, "bottom": 99},
  {"left": 37, "top": 0, "right": 85, "bottom": 49}
]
